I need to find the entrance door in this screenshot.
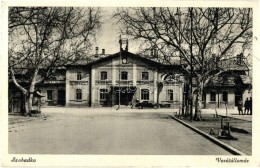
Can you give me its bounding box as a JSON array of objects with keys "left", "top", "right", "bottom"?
[
  {"left": 10, "top": 91, "right": 22, "bottom": 113},
  {"left": 58, "top": 90, "right": 66, "bottom": 105},
  {"left": 115, "top": 92, "right": 134, "bottom": 105},
  {"left": 12, "top": 98, "right": 21, "bottom": 113},
  {"left": 235, "top": 91, "right": 243, "bottom": 106}
]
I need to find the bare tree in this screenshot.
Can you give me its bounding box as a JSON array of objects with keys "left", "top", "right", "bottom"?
[
  {"left": 114, "top": 7, "right": 252, "bottom": 120},
  {"left": 9, "top": 7, "right": 102, "bottom": 116}
]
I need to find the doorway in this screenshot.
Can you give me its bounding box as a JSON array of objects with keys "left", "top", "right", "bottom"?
[
  {"left": 113, "top": 86, "right": 136, "bottom": 106},
  {"left": 115, "top": 92, "right": 135, "bottom": 105},
  {"left": 58, "top": 90, "right": 66, "bottom": 105}
]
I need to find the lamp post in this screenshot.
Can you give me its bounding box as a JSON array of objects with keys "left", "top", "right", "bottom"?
[
  {"left": 117, "top": 35, "right": 122, "bottom": 110},
  {"left": 117, "top": 36, "right": 128, "bottom": 110},
  {"left": 189, "top": 7, "right": 194, "bottom": 122},
  {"left": 175, "top": 8, "right": 185, "bottom": 116}
]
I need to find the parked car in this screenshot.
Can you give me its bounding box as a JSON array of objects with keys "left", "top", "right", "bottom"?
[{"left": 135, "top": 101, "right": 160, "bottom": 109}]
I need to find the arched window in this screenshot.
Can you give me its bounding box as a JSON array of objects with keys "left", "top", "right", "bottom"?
[
  {"left": 76, "top": 89, "right": 82, "bottom": 100},
  {"left": 121, "top": 71, "right": 128, "bottom": 80},
  {"left": 77, "top": 71, "right": 82, "bottom": 80},
  {"left": 100, "top": 71, "right": 107, "bottom": 80},
  {"left": 167, "top": 89, "right": 174, "bottom": 101},
  {"left": 142, "top": 72, "right": 149, "bottom": 80},
  {"left": 141, "top": 89, "right": 149, "bottom": 100}
]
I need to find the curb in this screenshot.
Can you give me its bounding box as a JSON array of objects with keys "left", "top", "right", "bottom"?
[{"left": 170, "top": 115, "right": 246, "bottom": 155}]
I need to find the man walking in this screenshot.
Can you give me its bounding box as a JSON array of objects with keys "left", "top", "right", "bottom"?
[
  {"left": 244, "top": 98, "right": 249, "bottom": 115},
  {"left": 237, "top": 98, "right": 243, "bottom": 115}
]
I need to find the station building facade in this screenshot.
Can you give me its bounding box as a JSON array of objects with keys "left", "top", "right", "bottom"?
[
  {"left": 8, "top": 50, "right": 252, "bottom": 112},
  {"left": 65, "top": 51, "right": 184, "bottom": 108}
]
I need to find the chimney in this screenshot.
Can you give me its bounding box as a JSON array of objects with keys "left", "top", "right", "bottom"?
[
  {"left": 95, "top": 47, "right": 99, "bottom": 57},
  {"left": 237, "top": 53, "right": 243, "bottom": 64},
  {"left": 154, "top": 48, "right": 158, "bottom": 58},
  {"left": 150, "top": 48, "right": 154, "bottom": 56},
  {"left": 102, "top": 49, "right": 105, "bottom": 55}
]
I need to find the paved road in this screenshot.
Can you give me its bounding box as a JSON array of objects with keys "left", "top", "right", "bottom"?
[{"left": 9, "top": 111, "right": 231, "bottom": 155}]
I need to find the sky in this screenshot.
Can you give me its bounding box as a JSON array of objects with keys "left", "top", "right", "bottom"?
[
  {"left": 93, "top": 7, "right": 139, "bottom": 55},
  {"left": 94, "top": 8, "right": 119, "bottom": 54}
]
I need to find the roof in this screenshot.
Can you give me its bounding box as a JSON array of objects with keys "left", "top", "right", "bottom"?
[
  {"left": 218, "top": 57, "right": 249, "bottom": 71},
  {"left": 240, "top": 75, "right": 251, "bottom": 85},
  {"left": 82, "top": 51, "right": 163, "bottom": 67},
  {"left": 71, "top": 54, "right": 110, "bottom": 66},
  {"left": 69, "top": 51, "right": 185, "bottom": 70}
]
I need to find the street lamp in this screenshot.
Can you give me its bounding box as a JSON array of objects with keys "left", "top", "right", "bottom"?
[{"left": 175, "top": 7, "right": 182, "bottom": 64}]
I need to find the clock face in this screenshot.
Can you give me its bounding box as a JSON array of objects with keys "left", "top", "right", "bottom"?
[{"left": 122, "top": 58, "right": 127, "bottom": 64}]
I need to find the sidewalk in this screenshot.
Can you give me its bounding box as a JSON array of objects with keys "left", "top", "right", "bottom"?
[{"left": 201, "top": 108, "right": 252, "bottom": 122}]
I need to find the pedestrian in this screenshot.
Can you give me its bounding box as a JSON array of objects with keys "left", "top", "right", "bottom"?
[
  {"left": 131, "top": 99, "right": 139, "bottom": 109},
  {"left": 244, "top": 98, "right": 249, "bottom": 115},
  {"left": 248, "top": 97, "right": 252, "bottom": 115},
  {"left": 237, "top": 98, "right": 243, "bottom": 115}
]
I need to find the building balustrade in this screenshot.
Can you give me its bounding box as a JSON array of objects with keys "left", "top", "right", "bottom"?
[
  {"left": 69, "top": 80, "right": 88, "bottom": 85},
  {"left": 45, "top": 80, "right": 66, "bottom": 84},
  {"left": 115, "top": 80, "right": 134, "bottom": 86},
  {"left": 95, "top": 80, "right": 112, "bottom": 85},
  {"left": 136, "top": 80, "right": 154, "bottom": 85}
]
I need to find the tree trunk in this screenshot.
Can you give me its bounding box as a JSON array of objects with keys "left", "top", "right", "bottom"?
[
  {"left": 24, "top": 81, "right": 36, "bottom": 116},
  {"left": 194, "top": 93, "right": 202, "bottom": 121},
  {"left": 24, "top": 69, "right": 38, "bottom": 116},
  {"left": 193, "top": 84, "right": 203, "bottom": 121},
  {"left": 24, "top": 95, "right": 29, "bottom": 115}
]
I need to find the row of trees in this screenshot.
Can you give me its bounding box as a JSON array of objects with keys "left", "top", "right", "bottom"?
[
  {"left": 9, "top": 7, "right": 252, "bottom": 120},
  {"left": 114, "top": 7, "right": 252, "bottom": 120},
  {"left": 9, "top": 7, "right": 102, "bottom": 116}
]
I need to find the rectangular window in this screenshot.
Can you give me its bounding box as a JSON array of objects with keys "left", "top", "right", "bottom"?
[
  {"left": 210, "top": 91, "right": 216, "bottom": 102},
  {"left": 76, "top": 89, "right": 82, "bottom": 100},
  {"left": 142, "top": 72, "right": 149, "bottom": 80},
  {"left": 222, "top": 91, "right": 228, "bottom": 102},
  {"left": 141, "top": 89, "right": 149, "bottom": 100},
  {"left": 77, "top": 71, "right": 82, "bottom": 80},
  {"left": 121, "top": 71, "right": 128, "bottom": 80},
  {"left": 100, "top": 71, "right": 107, "bottom": 80},
  {"left": 100, "top": 89, "right": 108, "bottom": 100},
  {"left": 47, "top": 90, "right": 52, "bottom": 100},
  {"left": 167, "top": 89, "right": 174, "bottom": 101}
]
